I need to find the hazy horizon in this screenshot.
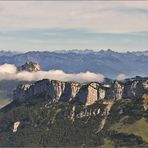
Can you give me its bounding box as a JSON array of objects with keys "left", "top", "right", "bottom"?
[{"left": 0, "top": 48, "right": 148, "bottom": 54}]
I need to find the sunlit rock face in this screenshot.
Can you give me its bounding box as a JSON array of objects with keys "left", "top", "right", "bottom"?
[
  {"left": 17, "top": 61, "right": 41, "bottom": 72},
  {"left": 113, "top": 81, "right": 124, "bottom": 100},
  {"left": 75, "top": 82, "right": 98, "bottom": 105},
  {"left": 12, "top": 121, "right": 20, "bottom": 133},
  {"left": 143, "top": 80, "right": 148, "bottom": 90},
  {"left": 85, "top": 83, "right": 99, "bottom": 106},
  {"left": 13, "top": 77, "right": 148, "bottom": 106}
]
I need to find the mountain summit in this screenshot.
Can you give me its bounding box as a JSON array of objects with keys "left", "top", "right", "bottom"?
[
  {"left": 0, "top": 76, "right": 147, "bottom": 147},
  {"left": 17, "top": 61, "right": 41, "bottom": 72}
]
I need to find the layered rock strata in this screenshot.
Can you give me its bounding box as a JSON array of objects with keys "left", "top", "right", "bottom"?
[{"left": 13, "top": 78, "right": 148, "bottom": 106}]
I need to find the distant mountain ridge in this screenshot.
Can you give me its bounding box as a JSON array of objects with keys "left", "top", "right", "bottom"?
[{"left": 0, "top": 49, "right": 147, "bottom": 78}]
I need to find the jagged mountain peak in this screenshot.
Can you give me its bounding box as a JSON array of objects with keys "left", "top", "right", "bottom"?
[{"left": 17, "top": 61, "right": 41, "bottom": 72}]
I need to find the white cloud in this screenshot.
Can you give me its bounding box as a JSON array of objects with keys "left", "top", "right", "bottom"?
[
  {"left": 116, "top": 74, "right": 127, "bottom": 81},
  {"left": 0, "top": 1, "right": 148, "bottom": 33},
  {"left": 0, "top": 64, "right": 17, "bottom": 73},
  {"left": 0, "top": 64, "right": 104, "bottom": 83}
]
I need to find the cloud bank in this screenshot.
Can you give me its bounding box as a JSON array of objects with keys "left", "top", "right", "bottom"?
[
  {"left": 0, "top": 1, "right": 148, "bottom": 33},
  {"left": 0, "top": 64, "right": 104, "bottom": 83}
]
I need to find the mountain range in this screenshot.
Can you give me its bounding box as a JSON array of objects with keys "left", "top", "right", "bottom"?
[
  {"left": 0, "top": 49, "right": 147, "bottom": 78},
  {"left": 0, "top": 50, "right": 147, "bottom": 147}
]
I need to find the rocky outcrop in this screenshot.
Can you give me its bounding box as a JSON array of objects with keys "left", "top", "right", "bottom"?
[
  {"left": 13, "top": 77, "right": 148, "bottom": 106},
  {"left": 17, "top": 61, "right": 40, "bottom": 72},
  {"left": 13, "top": 79, "right": 82, "bottom": 103},
  {"left": 12, "top": 121, "right": 20, "bottom": 133}
]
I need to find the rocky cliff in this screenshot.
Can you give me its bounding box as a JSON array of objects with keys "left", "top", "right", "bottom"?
[
  {"left": 13, "top": 77, "right": 148, "bottom": 106},
  {"left": 0, "top": 77, "right": 148, "bottom": 147},
  {"left": 17, "top": 61, "right": 40, "bottom": 72}
]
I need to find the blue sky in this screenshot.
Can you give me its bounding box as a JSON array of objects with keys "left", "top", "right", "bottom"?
[{"left": 0, "top": 1, "right": 148, "bottom": 52}]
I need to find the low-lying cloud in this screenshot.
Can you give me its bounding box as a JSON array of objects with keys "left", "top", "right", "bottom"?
[
  {"left": 0, "top": 64, "right": 104, "bottom": 83},
  {"left": 116, "top": 74, "right": 127, "bottom": 81}
]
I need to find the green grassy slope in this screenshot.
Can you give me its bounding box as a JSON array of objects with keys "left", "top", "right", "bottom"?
[
  {"left": 0, "top": 97, "right": 147, "bottom": 147},
  {"left": 0, "top": 100, "right": 105, "bottom": 147},
  {"left": 0, "top": 90, "right": 12, "bottom": 109},
  {"left": 110, "top": 117, "right": 148, "bottom": 142},
  {"left": 0, "top": 99, "right": 11, "bottom": 109}
]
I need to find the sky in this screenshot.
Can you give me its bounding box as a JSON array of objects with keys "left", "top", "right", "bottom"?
[{"left": 0, "top": 1, "right": 148, "bottom": 52}]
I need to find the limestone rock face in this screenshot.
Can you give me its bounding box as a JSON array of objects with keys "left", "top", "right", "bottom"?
[
  {"left": 143, "top": 80, "right": 148, "bottom": 90},
  {"left": 13, "top": 77, "right": 148, "bottom": 106},
  {"left": 75, "top": 82, "right": 99, "bottom": 105},
  {"left": 123, "top": 79, "right": 147, "bottom": 99},
  {"left": 113, "top": 81, "right": 124, "bottom": 100},
  {"left": 12, "top": 121, "right": 20, "bottom": 133},
  {"left": 17, "top": 61, "right": 40, "bottom": 72},
  {"left": 85, "top": 83, "right": 98, "bottom": 106}
]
